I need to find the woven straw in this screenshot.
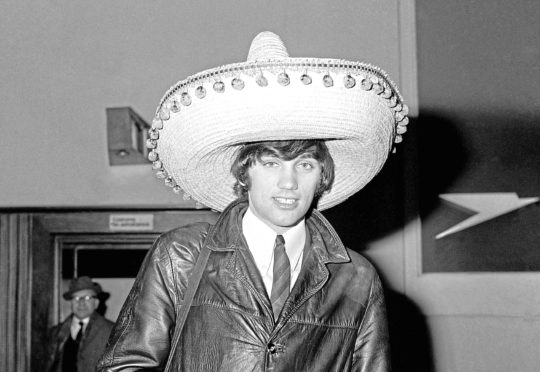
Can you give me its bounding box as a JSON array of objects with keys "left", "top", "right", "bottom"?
[{"left": 148, "top": 31, "right": 408, "bottom": 212}]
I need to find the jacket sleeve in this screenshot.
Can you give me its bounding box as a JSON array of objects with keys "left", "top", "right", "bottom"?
[
  {"left": 45, "top": 325, "right": 61, "bottom": 372},
  {"left": 97, "top": 233, "right": 193, "bottom": 372},
  {"left": 352, "top": 273, "right": 391, "bottom": 372}
]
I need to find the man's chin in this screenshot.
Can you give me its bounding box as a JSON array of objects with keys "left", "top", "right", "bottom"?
[
  {"left": 272, "top": 215, "right": 304, "bottom": 230},
  {"left": 74, "top": 312, "right": 92, "bottom": 319}
]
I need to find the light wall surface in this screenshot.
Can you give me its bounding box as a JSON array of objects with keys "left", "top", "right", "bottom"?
[
  {"left": 0, "top": 0, "right": 405, "bottom": 208},
  {"left": 412, "top": 1, "right": 540, "bottom": 371}
]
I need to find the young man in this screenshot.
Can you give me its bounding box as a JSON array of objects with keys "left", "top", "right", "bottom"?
[
  {"left": 98, "top": 31, "right": 408, "bottom": 371},
  {"left": 47, "top": 277, "right": 115, "bottom": 372}
]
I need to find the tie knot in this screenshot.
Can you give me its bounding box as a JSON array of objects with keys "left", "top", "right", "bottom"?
[{"left": 275, "top": 234, "right": 285, "bottom": 247}]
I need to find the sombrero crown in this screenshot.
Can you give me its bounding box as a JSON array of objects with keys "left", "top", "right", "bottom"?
[{"left": 147, "top": 31, "right": 409, "bottom": 211}]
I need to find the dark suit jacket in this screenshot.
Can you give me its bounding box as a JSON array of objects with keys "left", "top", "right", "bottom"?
[{"left": 47, "top": 311, "right": 115, "bottom": 372}]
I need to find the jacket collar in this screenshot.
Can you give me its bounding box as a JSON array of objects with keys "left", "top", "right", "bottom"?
[{"left": 204, "top": 198, "right": 350, "bottom": 265}]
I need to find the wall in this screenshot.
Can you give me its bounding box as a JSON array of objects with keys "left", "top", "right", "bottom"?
[
  {"left": 412, "top": 1, "right": 540, "bottom": 371},
  {"left": 0, "top": 0, "right": 407, "bottom": 208}
]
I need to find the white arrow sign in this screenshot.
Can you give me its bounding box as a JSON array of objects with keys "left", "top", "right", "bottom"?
[{"left": 435, "top": 193, "right": 539, "bottom": 239}]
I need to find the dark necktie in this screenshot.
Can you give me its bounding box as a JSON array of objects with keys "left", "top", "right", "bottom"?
[
  {"left": 62, "top": 321, "right": 84, "bottom": 372},
  {"left": 270, "top": 235, "right": 290, "bottom": 320},
  {"left": 75, "top": 321, "right": 84, "bottom": 342}
]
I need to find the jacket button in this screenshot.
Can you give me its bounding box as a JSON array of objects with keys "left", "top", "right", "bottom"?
[{"left": 268, "top": 343, "right": 277, "bottom": 354}]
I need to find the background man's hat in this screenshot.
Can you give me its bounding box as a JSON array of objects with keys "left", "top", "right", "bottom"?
[
  {"left": 63, "top": 276, "right": 102, "bottom": 300},
  {"left": 147, "top": 31, "right": 409, "bottom": 211}
]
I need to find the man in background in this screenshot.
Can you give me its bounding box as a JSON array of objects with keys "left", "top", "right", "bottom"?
[{"left": 46, "top": 276, "right": 115, "bottom": 372}]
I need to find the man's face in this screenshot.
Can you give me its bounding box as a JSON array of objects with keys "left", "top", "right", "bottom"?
[
  {"left": 247, "top": 153, "right": 321, "bottom": 234},
  {"left": 70, "top": 289, "right": 98, "bottom": 319}
]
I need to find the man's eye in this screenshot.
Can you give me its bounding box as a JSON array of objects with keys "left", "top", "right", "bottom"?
[
  {"left": 263, "top": 161, "right": 278, "bottom": 167},
  {"left": 298, "top": 162, "right": 314, "bottom": 170}
]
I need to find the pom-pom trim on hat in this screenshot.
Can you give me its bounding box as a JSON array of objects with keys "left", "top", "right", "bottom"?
[{"left": 147, "top": 32, "right": 409, "bottom": 211}]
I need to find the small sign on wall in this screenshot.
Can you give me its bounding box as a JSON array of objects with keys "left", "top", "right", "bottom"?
[{"left": 109, "top": 214, "right": 154, "bottom": 231}]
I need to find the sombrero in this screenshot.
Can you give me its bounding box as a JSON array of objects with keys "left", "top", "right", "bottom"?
[{"left": 147, "top": 31, "right": 409, "bottom": 211}]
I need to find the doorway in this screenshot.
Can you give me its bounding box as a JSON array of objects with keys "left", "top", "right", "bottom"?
[
  {"left": 58, "top": 235, "right": 153, "bottom": 322},
  {"left": 0, "top": 209, "right": 218, "bottom": 372}
]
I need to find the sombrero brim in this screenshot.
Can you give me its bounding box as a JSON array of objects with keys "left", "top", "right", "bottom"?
[{"left": 147, "top": 37, "right": 408, "bottom": 212}]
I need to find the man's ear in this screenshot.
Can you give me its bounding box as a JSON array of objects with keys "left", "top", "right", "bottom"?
[{"left": 91, "top": 297, "right": 100, "bottom": 310}]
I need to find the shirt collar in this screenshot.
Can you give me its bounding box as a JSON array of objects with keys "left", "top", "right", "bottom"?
[
  {"left": 70, "top": 315, "right": 90, "bottom": 339},
  {"left": 71, "top": 315, "right": 90, "bottom": 327},
  {"left": 242, "top": 207, "right": 305, "bottom": 270}
]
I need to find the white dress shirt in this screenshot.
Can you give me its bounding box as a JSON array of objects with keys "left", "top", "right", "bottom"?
[
  {"left": 70, "top": 316, "right": 90, "bottom": 339},
  {"left": 242, "top": 207, "right": 305, "bottom": 297}
]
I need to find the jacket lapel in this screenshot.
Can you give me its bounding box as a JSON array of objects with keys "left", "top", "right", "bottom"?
[
  {"left": 80, "top": 312, "right": 98, "bottom": 346},
  {"left": 273, "top": 209, "right": 350, "bottom": 331},
  {"left": 204, "top": 199, "right": 274, "bottom": 320},
  {"left": 204, "top": 199, "right": 351, "bottom": 332},
  {"left": 230, "top": 242, "right": 273, "bottom": 314},
  {"left": 57, "top": 315, "right": 73, "bottom": 346}
]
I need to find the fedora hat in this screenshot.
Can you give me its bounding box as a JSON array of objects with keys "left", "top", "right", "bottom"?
[
  {"left": 147, "top": 31, "right": 409, "bottom": 211},
  {"left": 63, "top": 276, "right": 102, "bottom": 300}
]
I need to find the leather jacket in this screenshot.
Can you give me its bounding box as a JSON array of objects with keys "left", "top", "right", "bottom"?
[{"left": 98, "top": 199, "right": 389, "bottom": 371}]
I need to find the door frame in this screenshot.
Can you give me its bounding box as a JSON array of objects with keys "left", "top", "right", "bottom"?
[{"left": 0, "top": 209, "right": 218, "bottom": 372}]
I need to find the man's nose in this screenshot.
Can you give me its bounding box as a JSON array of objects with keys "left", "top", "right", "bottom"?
[{"left": 278, "top": 168, "right": 298, "bottom": 190}]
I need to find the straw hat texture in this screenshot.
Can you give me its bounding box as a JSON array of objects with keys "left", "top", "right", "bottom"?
[{"left": 147, "top": 31, "right": 409, "bottom": 211}]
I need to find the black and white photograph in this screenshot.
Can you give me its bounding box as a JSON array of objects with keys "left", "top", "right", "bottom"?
[{"left": 1, "top": 1, "right": 539, "bottom": 371}]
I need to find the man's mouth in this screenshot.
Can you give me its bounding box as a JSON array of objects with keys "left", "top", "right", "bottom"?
[{"left": 274, "top": 197, "right": 297, "bottom": 205}]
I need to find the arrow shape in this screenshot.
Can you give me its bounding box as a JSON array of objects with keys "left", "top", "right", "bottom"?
[{"left": 436, "top": 193, "right": 539, "bottom": 239}]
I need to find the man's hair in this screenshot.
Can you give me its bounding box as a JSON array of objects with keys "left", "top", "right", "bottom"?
[{"left": 230, "top": 140, "right": 335, "bottom": 199}]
